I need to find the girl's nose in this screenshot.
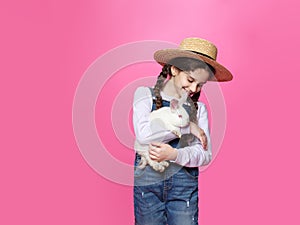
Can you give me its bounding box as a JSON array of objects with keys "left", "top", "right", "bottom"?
[{"left": 190, "top": 83, "right": 197, "bottom": 92}]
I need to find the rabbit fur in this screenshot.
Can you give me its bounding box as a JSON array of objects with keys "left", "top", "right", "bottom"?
[{"left": 135, "top": 92, "right": 189, "bottom": 172}]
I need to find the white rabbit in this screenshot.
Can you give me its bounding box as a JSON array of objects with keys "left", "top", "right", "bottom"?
[{"left": 135, "top": 92, "right": 189, "bottom": 172}]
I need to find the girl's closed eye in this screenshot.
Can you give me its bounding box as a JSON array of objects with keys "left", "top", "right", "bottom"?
[{"left": 187, "top": 77, "right": 194, "bottom": 83}]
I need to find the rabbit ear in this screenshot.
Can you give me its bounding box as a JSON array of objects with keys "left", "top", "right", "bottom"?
[
  {"left": 178, "top": 91, "right": 188, "bottom": 106},
  {"left": 170, "top": 99, "right": 179, "bottom": 112}
]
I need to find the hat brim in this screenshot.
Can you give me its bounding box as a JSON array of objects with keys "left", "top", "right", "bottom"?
[{"left": 154, "top": 49, "right": 233, "bottom": 82}]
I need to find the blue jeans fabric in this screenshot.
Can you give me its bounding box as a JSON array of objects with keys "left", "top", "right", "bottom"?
[{"left": 134, "top": 154, "right": 199, "bottom": 225}]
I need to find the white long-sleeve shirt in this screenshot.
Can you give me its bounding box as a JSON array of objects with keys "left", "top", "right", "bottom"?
[{"left": 133, "top": 86, "right": 212, "bottom": 167}]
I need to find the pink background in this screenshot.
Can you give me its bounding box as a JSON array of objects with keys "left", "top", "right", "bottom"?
[{"left": 1, "top": 0, "right": 300, "bottom": 224}]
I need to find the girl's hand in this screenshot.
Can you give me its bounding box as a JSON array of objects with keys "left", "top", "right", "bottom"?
[
  {"left": 149, "top": 142, "right": 178, "bottom": 162},
  {"left": 190, "top": 122, "right": 208, "bottom": 150}
]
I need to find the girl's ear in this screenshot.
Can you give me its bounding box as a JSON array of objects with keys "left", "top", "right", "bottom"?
[{"left": 170, "top": 66, "right": 180, "bottom": 76}]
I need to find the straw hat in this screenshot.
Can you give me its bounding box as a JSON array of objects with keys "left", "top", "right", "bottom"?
[{"left": 154, "top": 37, "right": 233, "bottom": 82}]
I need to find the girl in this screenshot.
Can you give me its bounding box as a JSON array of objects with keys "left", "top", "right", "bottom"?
[{"left": 132, "top": 37, "right": 233, "bottom": 225}]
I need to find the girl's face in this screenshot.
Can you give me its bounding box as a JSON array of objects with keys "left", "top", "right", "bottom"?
[{"left": 171, "top": 66, "right": 210, "bottom": 96}]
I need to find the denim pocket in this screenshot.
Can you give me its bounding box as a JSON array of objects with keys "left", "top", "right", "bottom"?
[
  {"left": 183, "top": 167, "right": 199, "bottom": 179},
  {"left": 134, "top": 155, "right": 147, "bottom": 178},
  {"left": 134, "top": 166, "right": 146, "bottom": 178}
]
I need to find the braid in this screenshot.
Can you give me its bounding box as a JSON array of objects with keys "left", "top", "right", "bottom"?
[
  {"left": 185, "top": 91, "right": 200, "bottom": 123},
  {"left": 180, "top": 91, "right": 201, "bottom": 147},
  {"left": 154, "top": 65, "right": 170, "bottom": 109}
]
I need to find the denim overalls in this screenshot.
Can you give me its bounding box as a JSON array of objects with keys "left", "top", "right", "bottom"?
[{"left": 134, "top": 88, "right": 199, "bottom": 225}]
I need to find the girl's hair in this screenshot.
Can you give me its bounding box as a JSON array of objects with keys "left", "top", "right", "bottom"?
[{"left": 153, "top": 57, "right": 214, "bottom": 123}]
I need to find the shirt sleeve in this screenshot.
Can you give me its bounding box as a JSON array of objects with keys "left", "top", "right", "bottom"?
[
  {"left": 133, "top": 86, "right": 190, "bottom": 145},
  {"left": 172, "top": 102, "right": 212, "bottom": 167}
]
